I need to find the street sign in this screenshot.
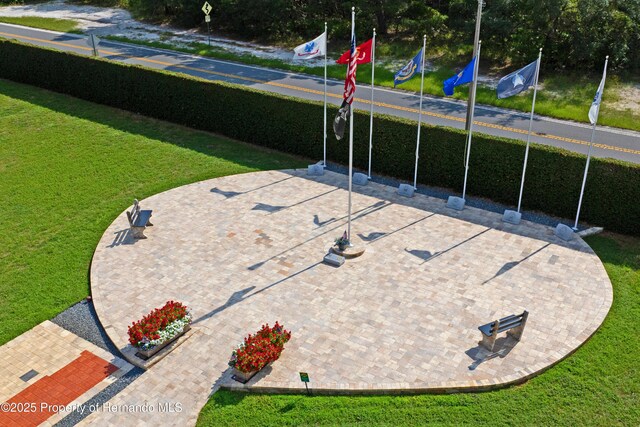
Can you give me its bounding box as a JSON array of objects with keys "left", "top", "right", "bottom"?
[
  {"left": 299, "top": 372, "right": 309, "bottom": 382},
  {"left": 205, "top": 15, "right": 211, "bottom": 23},
  {"left": 202, "top": 1, "right": 212, "bottom": 15}
]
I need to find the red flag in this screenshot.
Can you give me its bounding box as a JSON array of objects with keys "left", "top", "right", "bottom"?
[
  {"left": 343, "top": 33, "right": 358, "bottom": 105},
  {"left": 336, "top": 38, "right": 373, "bottom": 65}
]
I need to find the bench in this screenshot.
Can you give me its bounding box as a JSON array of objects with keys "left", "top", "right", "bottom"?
[
  {"left": 126, "top": 199, "right": 153, "bottom": 239},
  {"left": 478, "top": 310, "right": 528, "bottom": 352}
]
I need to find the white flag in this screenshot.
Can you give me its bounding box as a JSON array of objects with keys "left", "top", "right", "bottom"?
[
  {"left": 588, "top": 68, "right": 607, "bottom": 125},
  {"left": 293, "top": 32, "right": 326, "bottom": 60}
]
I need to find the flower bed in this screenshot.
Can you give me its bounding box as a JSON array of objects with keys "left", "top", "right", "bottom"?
[
  {"left": 128, "top": 300, "right": 192, "bottom": 351},
  {"left": 229, "top": 322, "right": 291, "bottom": 376}
]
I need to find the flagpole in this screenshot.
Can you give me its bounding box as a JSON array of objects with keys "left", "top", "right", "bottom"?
[
  {"left": 461, "top": 41, "right": 481, "bottom": 201},
  {"left": 574, "top": 55, "right": 609, "bottom": 230},
  {"left": 516, "top": 48, "right": 542, "bottom": 213},
  {"left": 413, "top": 34, "right": 427, "bottom": 190},
  {"left": 347, "top": 6, "right": 355, "bottom": 243},
  {"left": 465, "top": 0, "right": 483, "bottom": 132},
  {"left": 367, "top": 28, "right": 376, "bottom": 179},
  {"left": 323, "top": 21, "right": 328, "bottom": 167}
]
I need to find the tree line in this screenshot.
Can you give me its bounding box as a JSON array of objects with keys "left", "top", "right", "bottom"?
[{"left": 125, "top": 0, "right": 640, "bottom": 72}]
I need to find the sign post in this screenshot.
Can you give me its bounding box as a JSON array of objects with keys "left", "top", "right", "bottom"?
[
  {"left": 86, "top": 34, "right": 100, "bottom": 57},
  {"left": 299, "top": 372, "right": 311, "bottom": 395},
  {"left": 202, "top": 1, "right": 212, "bottom": 46}
]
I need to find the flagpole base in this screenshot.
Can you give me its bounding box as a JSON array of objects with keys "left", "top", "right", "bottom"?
[
  {"left": 331, "top": 244, "right": 365, "bottom": 259},
  {"left": 502, "top": 209, "right": 522, "bottom": 225},
  {"left": 446, "top": 196, "right": 465, "bottom": 211}
]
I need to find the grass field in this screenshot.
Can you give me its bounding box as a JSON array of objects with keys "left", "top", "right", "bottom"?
[
  {"left": 0, "top": 16, "right": 81, "bottom": 33},
  {"left": 0, "top": 78, "right": 305, "bottom": 345},
  {"left": 196, "top": 233, "right": 640, "bottom": 426},
  {"left": 105, "top": 36, "right": 640, "bottom": 132}
]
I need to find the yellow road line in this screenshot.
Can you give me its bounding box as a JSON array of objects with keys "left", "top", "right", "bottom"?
[{"left": 3, "top": 30, "right": 639, "bottom": 157}]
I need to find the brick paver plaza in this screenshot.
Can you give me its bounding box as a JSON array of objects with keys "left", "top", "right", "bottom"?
[{"left": 87, "top": 169, "right": 613, "bottom": 425}]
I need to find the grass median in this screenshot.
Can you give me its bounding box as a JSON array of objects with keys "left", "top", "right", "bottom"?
[
  {"left": 0, "top": 78, "right": 305, "bottom": 345},
  {"left": 0, "top": 16, "right": 81, "bottom": 33}
]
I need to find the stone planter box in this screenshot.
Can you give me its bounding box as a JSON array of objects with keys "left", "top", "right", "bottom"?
[
  {"left": 135, "top": 324, "right": 191, "bottom": 360},
  {"left": 231, "top": 362, "right": 272, "bottom": 384}
]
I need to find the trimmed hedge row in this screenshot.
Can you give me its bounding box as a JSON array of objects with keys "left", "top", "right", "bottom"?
[{"left": 0, "top": 39, "right": 638, "bottom": 235}]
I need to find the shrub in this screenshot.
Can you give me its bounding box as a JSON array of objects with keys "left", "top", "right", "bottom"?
[{"left": 0, "top": 39, "right": 638, "bottom": 235}]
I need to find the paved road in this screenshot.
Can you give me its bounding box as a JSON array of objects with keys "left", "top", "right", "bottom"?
[{"left": 1, "top": 23, "right": 639, "bottom": 163}]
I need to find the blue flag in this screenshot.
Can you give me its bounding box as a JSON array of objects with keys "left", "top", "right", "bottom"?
[
  {"left": 394, "top": 49, "right": 423, "bottom": 87},
  {"left": 497, "top": 59, "right": 538, "bottom": 99},
  {"left": 443, "top": 57, "right": 476, "bottom": 96}
]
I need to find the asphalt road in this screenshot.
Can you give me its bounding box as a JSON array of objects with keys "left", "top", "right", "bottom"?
[{"left": 1, "top": 23, "right": 639, "bottom": 163}]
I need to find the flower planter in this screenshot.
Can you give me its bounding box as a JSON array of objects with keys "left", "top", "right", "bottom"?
[
  {"left": 135, "top": 324, "right": 191, "bottom": 360},
  {"left": 231, "top": 361, "right": 274, "bottom": 384},
  {"left": 228, "top": 322, "right": 291, "bottom": 383},
  {"left": 231, "top": 366, "right": 262, "bottom": 384}
]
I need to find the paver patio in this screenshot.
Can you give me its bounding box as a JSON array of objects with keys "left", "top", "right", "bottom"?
[{"left": 86, "top": 169, "right": 612, "bottom": 426}]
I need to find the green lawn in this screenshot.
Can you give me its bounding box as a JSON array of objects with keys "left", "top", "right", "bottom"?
[
  {"left": 197, "top": 233, "right": 640, "bottom": 426},
  {"left": 0, "top": 78, "right": 305, "bottom": 345},
  {"left": 105, "top": 36, "right": 640, "bottom": 132},
  {"left": 0, "top": 16, "right": 81, "bottom": 33}
]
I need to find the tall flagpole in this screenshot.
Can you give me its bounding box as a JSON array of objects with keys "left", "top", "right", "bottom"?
[
  {"left": 347, "top": 6, "right": 355, "bottom": 243},
  {"left": 465, "top": 0, "right": 483, "bottom": 132},
  {"left": 323, "top": 21, "right": 328, "bottom": 167},
  {"left": 413, "top": 34, "right": 427, "bottom": 190},
  {"left": 574, "top": 55, "right": 609, "bottom": 230},
  {"left": 516, "top": 48, "right": 542, "bottom": 213},
  {"left": 461, "top": 40, "right": 481, "bottom": 200},
  {"left": 367, "top": 28, "right": 376, "bottom": 179}
]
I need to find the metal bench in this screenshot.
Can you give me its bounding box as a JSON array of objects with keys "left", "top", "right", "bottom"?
[
  {"left": 478, "top": 310, "right": 528, "bottom": 351},
  {"left": 126, "top": 199, "right": 153, "bottom": 239}
]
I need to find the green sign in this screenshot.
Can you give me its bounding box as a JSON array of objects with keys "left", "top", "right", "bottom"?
[{"left": 299, "top": 372, "right": 310, "bottom": 383}]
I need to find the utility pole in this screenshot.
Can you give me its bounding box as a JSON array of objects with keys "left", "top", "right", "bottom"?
[{"left": 465, "top": 0, "right": 483, "bottom": 131}]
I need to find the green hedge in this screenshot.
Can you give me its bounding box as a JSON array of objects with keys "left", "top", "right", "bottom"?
[{"left": 0, "top": 39, "right": 638, "bottom": 235}]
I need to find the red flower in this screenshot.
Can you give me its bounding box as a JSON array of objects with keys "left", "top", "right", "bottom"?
[
  {"left": 230, "top": 322, "right": 291, "bottom": 373},
  {"left": 127, "top": 301, "right": 189, "bottom": 346}
]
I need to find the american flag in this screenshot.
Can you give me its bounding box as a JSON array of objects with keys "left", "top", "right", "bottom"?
[{"left": 343, "top": 33, "right": 357, "bottom": 105}]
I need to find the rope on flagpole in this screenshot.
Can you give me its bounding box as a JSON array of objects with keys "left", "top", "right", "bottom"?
[
  {"left": 461, "top": 40, "right": 481, "bottom": 201},
  {"left": 516, "top": 47, "right": 542, "bottom": 213},
  {"left": 347, "top": 6, "right": 355, "bottom": 243},
  {"left": 323, "top": 21, "right": 328, "bottom": 167},
  {"left": 413, "top": 34, "right": 427, "bottom": 190},
  {"left": 367, "top": 28, "right": 376, "bottom": 179}
]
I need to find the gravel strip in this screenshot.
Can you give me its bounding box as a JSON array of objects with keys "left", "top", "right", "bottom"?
[
  {"left": 51, "top": 299, "right": 121, "bottom": 356},
  {"left": 54, "top": 366, "right": 144, "bottom": 427},
  {"left": 52, "top": 300, "right": 144, "bottom": 427}
]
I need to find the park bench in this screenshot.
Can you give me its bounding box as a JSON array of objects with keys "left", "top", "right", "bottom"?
[
  {"left": 126, "top": 199, "right": 153, "bottom": 239},
  {"left": 478, "top": 310, "right": 528, "bottom": 352}
]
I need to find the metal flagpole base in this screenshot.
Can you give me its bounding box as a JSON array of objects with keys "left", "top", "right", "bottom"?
[
  {"left": 502, "top": 209, "right": 522, "bottom": 225},
  {"left": 446, "top": 196, "right": 465, "bottom": 211}
]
